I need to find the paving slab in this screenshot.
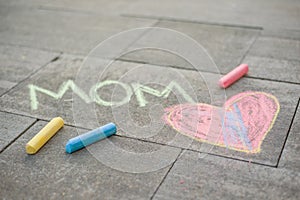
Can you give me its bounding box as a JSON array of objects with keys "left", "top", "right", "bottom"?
[
  {"left": 123, "top": 0, "right": 300, "bottom": 30},
  {"left": 153, "top": 150, "right": 300, "bottom": 200},
  {"left": 279, "top": 100, "right": 300, "bottom": 171},
  {"left": 0, "top": 5, "right": 157, "bottom": 56},
  {"left": 0, "top": 44, "right": 59, "bottom": 65},
  {"left": 0, "top": 55, "right": 149, "bottom": 127},
  {"left": 0, "top": 55, "right": 299, "bottom": 166},
  {"left": 261, "top": 29, "right": 300, "bottom": 41},
  {"left": 0, "top": 0, "right": 299, "bottom": 199},
  {"left": 244, "top": 56, "right": 300, "bottom": 84},
  {"left": 121, "top": 20, "right": 300, "bottom": 84},
  {"left": 116, "top": 68, "right": 299, "bottom": 166},
  {"left": 0, "top": 121, "right": 181, "bottom": 199},
  {"left": 0, "top": 55, "right": 95, "bottom": 124},
  {"left": 181, "top": 73, "right": 299, "bottom": 166},
  {"left": 0, "top": 111, "right": 36, "bottom": 152},
  {"left": 243, "top": 36, "right": 300, "bottom": 84},
  {"left": 121, "top": 19, "right": 260, "bottom": 73},
  {"left": 247, "top": 36, "right": 300, "bottom": 62},
  {"left": 0, "top": 44, "right": 59, "bottom": 95},
  {"left": 0, "top": 0, "right": 136, "bottom": 16}
]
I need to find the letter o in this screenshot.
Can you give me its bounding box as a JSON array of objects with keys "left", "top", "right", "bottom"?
[{"left": 89, "top": 80, "right": 132, "bottom": 107}]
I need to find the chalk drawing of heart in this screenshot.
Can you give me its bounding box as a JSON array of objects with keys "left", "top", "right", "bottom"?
[{"left": 163, "top": 91, "right": 280, "bottom": 153}]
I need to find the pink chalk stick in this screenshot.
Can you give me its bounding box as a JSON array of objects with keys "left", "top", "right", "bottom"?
[{"left": 219, "top": 64, "right": 249, "bottom": 88}]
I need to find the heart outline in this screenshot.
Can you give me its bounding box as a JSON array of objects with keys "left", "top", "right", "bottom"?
[{"left": 163, "top": 91, "right": 280, "bottom": 153}]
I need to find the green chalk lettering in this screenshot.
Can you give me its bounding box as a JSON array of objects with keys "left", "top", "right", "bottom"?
[
  {"left": 29, "top": 80, "right": 92, "bottom": 110},
  {"left": 131, "top": 81, "right": 195, "bottom": 107},
  {"left": 89, "top": 80, "right": 133, "bottom": 106},
  {"left": 29, "top": 79, "right": 195, "bottom": 110}
]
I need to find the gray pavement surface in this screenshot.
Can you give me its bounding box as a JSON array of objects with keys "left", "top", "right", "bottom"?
[
  {"left": 0, "top": 0, "right": 299, "bottom": 199},
  {"left": 0, "top": 121, "right": 178, "bottom": 199}
]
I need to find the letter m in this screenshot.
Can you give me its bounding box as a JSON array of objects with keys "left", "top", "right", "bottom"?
[
  {"left": 131, "top": 81, "right": 195, "bottom": 107},
  {"left": 28, "top": 80, "right": 91, "bottom": 110}
]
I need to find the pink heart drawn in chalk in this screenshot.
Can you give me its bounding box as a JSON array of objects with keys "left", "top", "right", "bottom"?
[{"left": 163, "top": 91, "right": 280, "bottom": 153}]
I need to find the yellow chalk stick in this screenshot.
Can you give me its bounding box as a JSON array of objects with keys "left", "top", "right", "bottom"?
[{"left": 26, "top": 117, "right": 64, "bottom": 154}]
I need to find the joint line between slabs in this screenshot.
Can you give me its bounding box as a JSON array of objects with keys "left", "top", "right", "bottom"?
[
  {"left": 121, "top": 14, "right": 263, "bottom": 30},
  {"left": 0, "top": 109, "right": 284, "bottom": 168},
  {"left": 275, "top": 97, "right": 300, "bottom": 167},
  {"left": 116, "top": 58, "right": 300, "bottom": 86},
  {"left": 150, "top": 149, "right": 183, "bottom": 200},
  {"left": 0, "top": 53, "right": 62, "bottom": 98},
  {"left": 239, "top": 29, "right": 261, "bottom": 64},
  {"left": 0, "top": 119, "right": 39, "bottom": 154}
]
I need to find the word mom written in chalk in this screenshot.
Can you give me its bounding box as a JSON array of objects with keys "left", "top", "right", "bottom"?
[{"left": 28, "top": 80, "right": 195, "bottom": 110}]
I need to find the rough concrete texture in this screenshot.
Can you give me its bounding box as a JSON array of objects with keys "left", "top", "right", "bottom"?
[
  {"left": 0, "top": 111, "right": 36, "bottom": 152},
  {"left": 123, "top": 0, "right": 300, "bottom": 30},
  {"left": 0, "top": 0, "right": 300, "bottom": 199},
  {"left": 0, "top": 45, "right": 59, "bottom": 95},
  {"left": 121, "top": 19, "right": 260, "bottom": 73},
  {"left": 153, "top": 150, "right": 300, "bottom": 200},
  {"left": 0, "top": 5, "right": 157, "bottom": 56},
  {"left": 0, "top": 121, "right": 181, "bottom": 199},
  {"left": 279, "top": 102, "right": 300, "bottom": 171},
  {"left": 0, "top": 55, "right": 299, "bottom": 166},
  {"left": 243, "top": 36, "right": 300, "bottom": 83}
]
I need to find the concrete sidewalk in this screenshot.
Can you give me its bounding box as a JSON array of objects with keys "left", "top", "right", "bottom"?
[{"left": 0, "top": 0, "right": 299, "bottom": 199}]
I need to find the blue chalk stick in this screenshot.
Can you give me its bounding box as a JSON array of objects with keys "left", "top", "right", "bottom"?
[{"left": 65, "top": 123, "right": 117, "bottom": 154}]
